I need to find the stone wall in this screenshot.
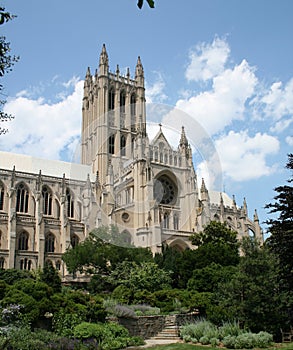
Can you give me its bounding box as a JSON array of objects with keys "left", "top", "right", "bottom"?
[{"left": 115, "top": 313, "right": 198, "bottom": 339}]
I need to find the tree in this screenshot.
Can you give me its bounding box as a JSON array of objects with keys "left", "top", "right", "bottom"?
[
  {"left": 214, "top": 237, "right": 288, "bottom": 337},
  {"left": 108, "top": 261, "right": 172, "bottom": 293},
  {"left": 190, "top": 221, "right": 240, "bottom": 269},
  {"left": 62, "top": 225, "right": 153, "bottom": 288},
  {"left": 40, "top": 260, "right": 62, "bottom": 293},
  {"left": 0, "top": 6, "right": 19, "bottom": 135},
  {"left": 265, "top": 154, "right": 293, "bottom": 328},
  {"left": 137, "top": 0, "right": 155, "bottom": 9}
]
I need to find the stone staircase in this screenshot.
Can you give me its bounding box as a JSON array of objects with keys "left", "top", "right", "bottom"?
[{"left": 153, "top": 315, "right": 181, "bottom": 341}]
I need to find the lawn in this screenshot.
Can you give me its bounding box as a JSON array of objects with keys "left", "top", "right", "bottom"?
[{"left": 141, "top": 343, "right": 293, "bottom": 350}]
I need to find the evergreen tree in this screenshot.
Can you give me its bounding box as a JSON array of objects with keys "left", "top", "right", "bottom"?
[
  {"left": 215, "top": 238, "right": 286, "bottom": 337},
  {"left": 265, "top": 153, "right": 293, "bottom": 325}
]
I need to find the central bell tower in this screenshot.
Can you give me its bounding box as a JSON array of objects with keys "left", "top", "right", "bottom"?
[{"left": 81, "top": 44, "right": 146, "bottom": 184}]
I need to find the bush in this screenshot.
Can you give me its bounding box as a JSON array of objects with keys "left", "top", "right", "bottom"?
[
  {"left": 52, "top": 308, "right": 83, "bottom": 337},
  {"left": 219, "top": 320, "right": 244, "bottom": 339},
  {"left": 235, "top": 332, "right": 256, "bottom": 349},
  {"left": 111, "top": 285, "right": 133, "bottom": 304},
  {"left": 223, "top": 331, "right": 273, "bottom": 349},
  {"left": 223, "top": 335, "right": 237, "bottom": 348},
  {"left": 254, "top": 331, "right": 273, "bottom": 348},
  {"left": 130, "top": 304, "right": 160, "bottom": 316},
  {"left": 73, "top": 322, "right": 105, "bottom": 341},
  {"left": 73, "top": 321, "right": 143, "bottom": 350},
  {"left": 199, "top": 335, "right": 210, "bottom": 345}
]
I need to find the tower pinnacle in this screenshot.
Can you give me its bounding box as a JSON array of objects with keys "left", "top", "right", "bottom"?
[{"left": 99, "top": 44, "right": 109, "bottom": 75}]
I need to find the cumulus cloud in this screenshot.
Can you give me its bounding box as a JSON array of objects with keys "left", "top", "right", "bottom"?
[
  {"left": 185, "top": 37, "right": 230, "bottom": 82},
  {"left": 286, "top": 136, "right": 293, "bottom": 146},
  {"left": 1, "top": 79, "right": 83, "bottom": 161},
  {"left": 215, "top": 130, "right": 280, "bottom": 181},
  {"left": 261, "top": 78, "right": 293, "bottom": 121},
  {"left": 145, "top": 72, "right": 167, "bottom": 103},
  {"left": 177, "top": 59, "right": 257, "bottom": 135}
]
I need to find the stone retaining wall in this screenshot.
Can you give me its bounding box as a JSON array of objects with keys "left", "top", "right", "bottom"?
[{"left": 114, "top": 313, "right": 198, "bottom": 339}]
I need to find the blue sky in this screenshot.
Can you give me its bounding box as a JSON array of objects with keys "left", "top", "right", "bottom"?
[{"left": 1, "top": 0, "right": 293, "bottom": 232}]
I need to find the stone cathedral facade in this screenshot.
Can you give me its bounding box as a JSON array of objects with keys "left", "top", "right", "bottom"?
[{"left": 0, "top": 45, "right": 262, "bottom": 278}]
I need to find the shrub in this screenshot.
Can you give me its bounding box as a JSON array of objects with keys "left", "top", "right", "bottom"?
[
  {"left": 223, "top": 335, "right": 237, "bottom": 348},
  {"left": 73, "top": 322, "right": 105, "bottom": 341},
  {"left": 210, "top": 337, "right": 220, "bottom": 346},
  {"left": 235, "top": 332, "right": 256, "bottom": 349},
  {"left": 219, "top": 320, "right": 244, "bottom": 339},
  {"left": 111, "top": 285, "right": 133, "bottom": 304},
  {"left": 52, "top": 308, "right": 83, "bottom": 337},
  {"left": 254, "top": 331, "right": 273, "bottom": 348},
  {"left": 130, "top": 304, "right": 160, "bottom": 316},
  {"left": 223, "top": 331, "right": 273, "bottom": 349},
  {"left": 199, "top": 335, "right": 210, "bottom": 345}
]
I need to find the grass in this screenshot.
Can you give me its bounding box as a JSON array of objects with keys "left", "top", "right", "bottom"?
[{"left": 139, "top": 343, "right": 293, "bottom": 350}]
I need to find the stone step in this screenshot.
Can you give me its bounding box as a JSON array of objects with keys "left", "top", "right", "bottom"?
[{"left": 154, "top": 336, "right": 181, "bottom": 340}]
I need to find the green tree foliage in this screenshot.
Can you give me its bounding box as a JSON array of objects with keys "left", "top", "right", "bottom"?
[
  {"left": 137, "top": 0, "right": 155, "bottom": 9},
  {"left": 190, "top": 221, "right": 240, "bottom": 269},
  {"left": 39, "top": 261, "right": 62, "bottom": 293},
  {"left": 0, "top": 268, "right": 33, "bottom": 285},
  {"left": 62, "top": 225, "right": 153, "bottom": 290},
  {"left": 214, "top": 237, "right": 287, "bottom": 336},
  {"left": 0, "top": 6, "right": 19, "bottom": 135},
  {"left": 265, "top": 154, "right": 293, "bottom": 296},
  {"left": 161, "top": 222, "right": 240, "bottom": 289},
  {"left": 187, "top": 263, "right": 238, "bottom": 292},
  {"left": 108, "top": 261, "right": 172, "bottom": 292}
]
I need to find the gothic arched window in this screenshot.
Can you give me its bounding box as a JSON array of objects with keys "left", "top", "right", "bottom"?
[
  {"left": 42, "top": 185, "right": 52, "bottom": 215},
  {"left": 163, "top": 212, "right": 170, "bottom": 229},
  {"left": 45, "top": 233, "right": 55, "bottom": 253},
  {"left": 120, "top": 134, "right": 126, "bottom": 156},
  {"left": 20, "top": 259, "right": 31, "bottom": 270},
  {"left": 66, "top": 188, "right": 74, "bottom": 218},
  {"left": 55, "top": 260, "right": 61, "bottom": 271},
  {"left": 173, "top": 214, "right": 179, "bottom": 230},
  {"left": 130, "top": 94, "right": 136, "bottom": 116},
  {"left": 0, "top": 257, "right": 4, "bottom": 269},
  {"left": 108, "top": 88, "right": 115, "bottom": 111},
  {"left": 18, "top": 231, "right": 29, "bottom": 250},
  {"left": 0, "top": 182, "right": 4, "bottom": 211},
  {"left": 71, "top": 234, "right": 79, "bottom": 248},
  {"left": 109, "top": 134, "right": 115, "bottom": 154},
  {"left": 16, "top": 183, "right": 29, "bottom": 213},
  {"left": 120, "top": 90, "right": 126, "bottom": 114}
]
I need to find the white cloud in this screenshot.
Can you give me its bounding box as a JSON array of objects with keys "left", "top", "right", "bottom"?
[
  {"left": 270, "top": 117, "right": 293, "bottom": 133},
  {"left": 215, "top": 130, "right": 280, "bottom": 181},
  {"left": 177, "top": 59, "right": 257, "bottom": 135},
  {"left": 261, "top": 78, "right": 293, "bottom": 121},
  {"left": 286, "top": 136, "right": 293, "bottom": 146},
  {"left": 185, "top": 37, "right": 230, "bottom": 82},
  {"left": 145, "top": 72, "right": 167, "bottom": 103},
  {"left": 1, "top": 79, "right": 83, "bottom": 161}
]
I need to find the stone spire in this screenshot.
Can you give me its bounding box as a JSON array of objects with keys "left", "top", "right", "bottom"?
[
  {"left": 179, "top": 126, "right": 188, "bottom": 148},
  {"left": 253, "top": 209, "right": 259, "bottom": 222},
  {"left": 99, "top": 43, "right": 109, "bottom": 75},
  {"left": 243, "top": 197, "right": 247, "bottom": 216},
  {"left": 135, "top": 56, "right": 144, "bottom": 86}
]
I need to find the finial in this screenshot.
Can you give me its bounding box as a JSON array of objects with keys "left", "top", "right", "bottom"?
[
  {"left": 135, "top": 56, "right": 144, "bottom": 78},
  {"left": 99, "top": 43, "right": 109, "bottom": 67},
  {"left": 201, "top": 178, "right": 207, "bottom": 192},
  {"left": 179, "top": 126, "right": 188, "bottom": 147}
]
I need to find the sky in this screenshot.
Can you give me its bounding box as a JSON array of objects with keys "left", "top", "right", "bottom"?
[{"left": 1, "top": 0, "right": 293, "bottom": 233}]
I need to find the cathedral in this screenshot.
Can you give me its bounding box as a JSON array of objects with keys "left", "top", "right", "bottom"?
[{"left": 0, "top": 45, "right": 263, "bottom": 278}]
